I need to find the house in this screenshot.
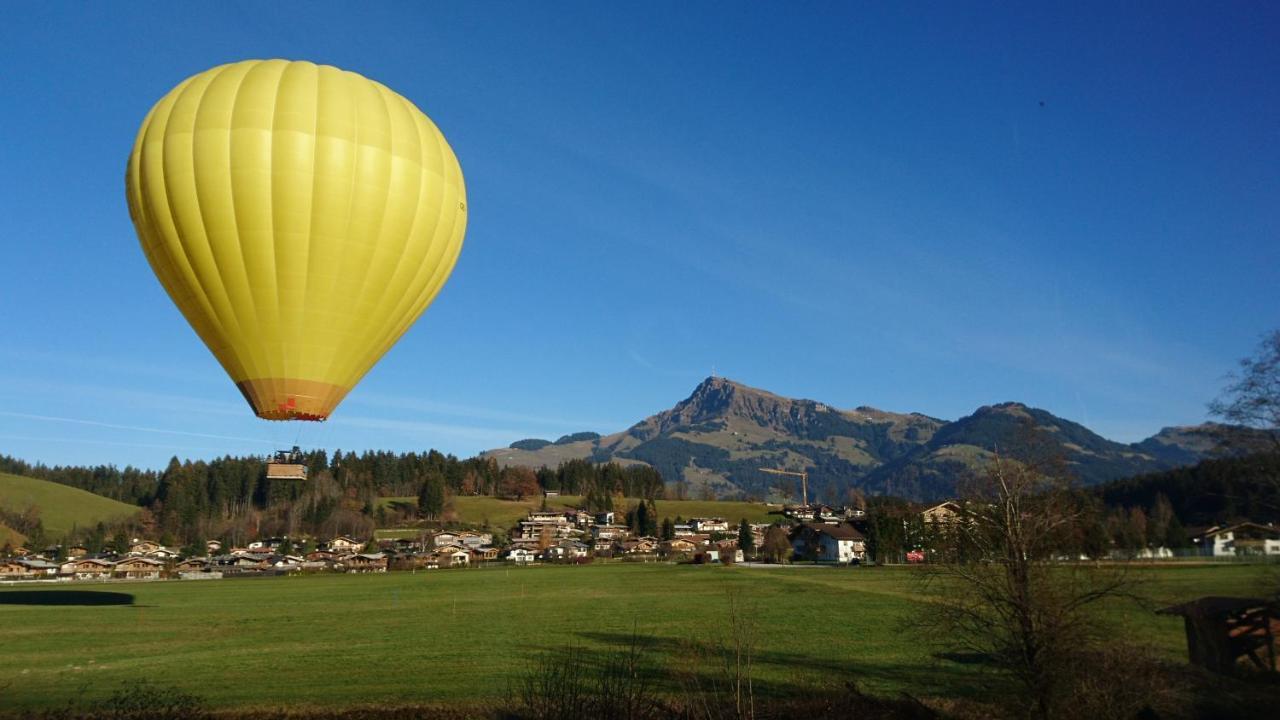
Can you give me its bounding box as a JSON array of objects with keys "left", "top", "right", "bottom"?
[
  {"left": 147, "top": 547, "right": 180, "bottom": 560},
  {"left": 594, "top": 511, "right": 616, "bottom": 526},
  {"left": 66, "top": 545, "right": 88, "bottom": 559},
  {"left": 442, "top": 549, "right": 470, "bottom": 567},
  {"left": 661, "top": 538, "right": 698, "bottom": 556},
  {"left": 690, "top": 518, "right": 729, "bottom": 533},
  {"left": 129, "top": 540, "right": 161, "bottom": 556},
  {"left": 0, "top": 560, "right": 29, "bottom": 579},
  {"left": 18, "top": 558, "right": 60, "bottom": 577},
  {"left": 306, "top": 549, "right": 337, "bottom": 563},
  {"left": 591, "top": 525, "right": 628, "bottom": 541},
  {"left": 506, "top": 547, "right": 537, "bottom": 564},
  {"left": 616, "top": 538, "right": 658, "bottom": 556},
  {"left": 471, "top": 546, "right": 500, "bottom": 562},
  {"left": 921, "top": 501, "right": 963, "bottom": 525},
  {"left": 1193, "top": 523, "right": 1280, "bottom": 557},
  {"left": 432, "top": 532, "right": 461, "bottom": 547},
  {"left": 114, "top": 557, "right": 164, "bottom": 579},
  {"left": 205, "top": 540, "right": 223, "bottom": 553},
  {"left": 672, "top": 524, "right": 694, "bottom": 537},
  {"left": 327, "top": 536, "right": 363, "bottom": 553},
  {"left": 344, "top": 553, "right": 388, "bottom": 573},
  {"left": 458, "top": 532, "right": 493, "bottom": 548},
  {"left": 175, "top": 557, "right": 210, "bottom": 572},
  {"left": 62, "top": 558, "right": 115, "bottom": 579},
  {"left": 543, "top": 541, "right": 590, "bottom": 561},
  {"left": 790, "top": 522, "right": 866, "bottom": 564}
]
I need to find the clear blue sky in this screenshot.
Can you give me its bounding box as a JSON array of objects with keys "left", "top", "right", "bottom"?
[{"left": 1, "top": 2, "right": 1277, "bottom": 469}]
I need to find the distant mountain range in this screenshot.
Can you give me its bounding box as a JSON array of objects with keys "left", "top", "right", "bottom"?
[{"left": 483, "top": 377, "right": 1251, "bottom": 501}]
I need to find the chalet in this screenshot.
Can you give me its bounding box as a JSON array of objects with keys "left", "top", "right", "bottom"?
[
  {"left": 661, "top": 538, "right": 698, "bottom": 556},
  {"left": 471, "top": 546, "right": 500, "bottom": 562},
  {"left": 715, "top": 540, "right": 745, "bottom": 563},
  {"left": 690, "top": 518, "right": 729, "bottom": 533},
  {"left": 62, "top": 558, "right": 114, "bottom": 579},
  {"left": 326, "top": 536, "right": 363, "bottom": 553},
  {"left": 458, "top": 532, "right": 493, "bottom": 548},
  {"left": 1193, "top": 523, "right": 1280, "bottom": 557},
  {"left": 147, "top": 547, "right": 180, "bottom": 560},
  {"left": 790, "top": 522, "right": 866, "bottom": 564},
  {"left": 344, "top": 553, "right": 388, "bottom": 573},
  {"left": 306, "top": 549, "right": 337, "bottom": 563},
  {"left": 175, "top": 557, "right": 210, "bottom": 572},
  {"left": 11, "top": 546, "right": 30, "bottom": 557},
  {"left": 591, "top": 525, "right": 628, "bottom": 541},
  {"left": 443, "top": 549, "right": 470, "bottom": 566},
  {"left": 672, "top": 524, "right": 694, "bottom": 537},
  {"left": 66, "top": 545, "right": 88, "bottom": 559},
  {"left": 0, "top": 560, "right": 29, "bottom": 579},
  {"left": 506, "top": 547, "right": 537, "bottom": 564},
  {"left": 113, "top": 557, "right": 164, "bottom": 579},
  {"left": 543, "top": 541, "right": 590, "bottom": 561},
  {"left": 129, "top": 540, "right": 161, "bottom": 556},
  {"left": 432, "top": 532, "right": 462, "bottom": 547},
  {"left": 921, "top": 501, "right": 963, "bottom": 525},
  {"left": 205, "top": 540, "right": 223, "bottom": 553},
  {"left": 591, "top": 538, "right": 613, "bottom": 554},
  {"left": 616, "top": 539, "right": 658, "bottom": 556},
  {"left": 18, "top": 558, "right": 59, "bottom": 577}
]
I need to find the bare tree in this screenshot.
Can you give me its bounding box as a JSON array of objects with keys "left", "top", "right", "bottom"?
[
  {"left": 922, "top": 430, "right": 1134, "bottom": 718},
  {"left": 1209, "top": 329, "right": 1280, "bottom": 452}
]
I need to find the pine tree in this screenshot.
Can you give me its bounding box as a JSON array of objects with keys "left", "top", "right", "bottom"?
[{"left": 738, "top": 518, "right": 755, "bottom": 558}]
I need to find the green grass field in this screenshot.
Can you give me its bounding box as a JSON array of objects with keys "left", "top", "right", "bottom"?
[
  {"left": 379, "top": 494, "right": 780, "bottom": 530},
  {"left": 0, "top": 472, "right": 140, "bottom": 539},
  {"left": 0, "top": 563, "right": 1269, "bottom": 713}
]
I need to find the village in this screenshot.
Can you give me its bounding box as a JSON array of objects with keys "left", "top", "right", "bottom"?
[
  {"left": 0, "top": 500, "right": 875, "bottom": 582},
  {"left": 3, "top": 498, "right": 1276, "bottom": 584}
]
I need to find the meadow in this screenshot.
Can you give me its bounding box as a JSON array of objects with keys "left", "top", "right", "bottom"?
[
  {"left": 0, "top": 562, "right": 1270, "bottom": 714},
  {"left": 0, "top": 473, "right": 140, "bottom": 539}
]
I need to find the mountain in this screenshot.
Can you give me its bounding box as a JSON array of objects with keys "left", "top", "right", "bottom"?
[{"left": 482, "top": 377, "right": 1237, "bottom": 501}]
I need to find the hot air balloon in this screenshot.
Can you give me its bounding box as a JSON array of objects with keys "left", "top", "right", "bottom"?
[{"left": 125, "top": 59, "right": 466, "bottom": 421}]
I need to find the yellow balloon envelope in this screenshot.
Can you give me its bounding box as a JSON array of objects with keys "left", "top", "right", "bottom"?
[{"left": 125, "top": 60, "right": 466, "bottom": 420}]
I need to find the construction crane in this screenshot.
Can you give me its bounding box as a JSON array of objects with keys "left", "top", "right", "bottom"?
[{"left": 759, "top": 467, "right": 808, "bottom": 506}]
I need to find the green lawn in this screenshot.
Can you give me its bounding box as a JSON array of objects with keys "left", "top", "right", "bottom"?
[
  {"left": 379, "top": 494, "right": 781, "bottom": 530},
  {"left": 0, "top": 472, "right": 140, "bottom": 539},
  {"left": 0, "top": 563, "right": 1268, "bottom": 713}
]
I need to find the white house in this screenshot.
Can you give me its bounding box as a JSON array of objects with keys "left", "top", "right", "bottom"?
[
  {"left": 690, "top": 518, "right": 729, "bottom": 533},
  {"left": 506, "top": 547, "right": 537, "bottom": 564},
  {"left": 1194, "top": 522, "right": 1280, "bottom": 557},
  {"left": 790, "top": 523, "right": 866, "bottom": 564}
]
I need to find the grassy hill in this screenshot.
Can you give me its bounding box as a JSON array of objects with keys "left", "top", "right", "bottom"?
[
  {"left": 0, "top": 472, "right": 140, "bottom": 539},
  {"left": 379, "top": 494, "right": 780, "bottom": 530},
  {"left": 0, "top": 522, "right": 24, "bottom": 548}
]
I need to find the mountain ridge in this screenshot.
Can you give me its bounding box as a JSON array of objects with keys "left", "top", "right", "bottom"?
[{"left": 482, "top": 377, "right": 1239, "bottom": 501}]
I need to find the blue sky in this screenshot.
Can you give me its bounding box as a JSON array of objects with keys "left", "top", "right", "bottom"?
[{"left": 1, "top": 2, "right": 1277, "bottom": 469}]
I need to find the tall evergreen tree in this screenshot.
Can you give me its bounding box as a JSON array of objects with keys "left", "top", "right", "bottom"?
[{"left": 737, "top": 517, "right": 755, "bottom": 557}]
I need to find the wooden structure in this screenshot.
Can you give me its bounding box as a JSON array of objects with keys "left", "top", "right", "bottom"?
[{"left": 1159, "top": 596, "right": 1278, "bottom": 674}]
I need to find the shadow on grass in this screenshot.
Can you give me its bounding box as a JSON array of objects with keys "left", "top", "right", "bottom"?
[
  {"left": 0, "top": 590, "right": 134, "bottom": 606},
  {"left": 570, "top": 630, "right": 996, "bottom": 701}
]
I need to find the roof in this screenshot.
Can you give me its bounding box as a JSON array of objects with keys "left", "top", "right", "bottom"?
[{"left": 795, "top": 522, "right": 865, "bottom": 541}]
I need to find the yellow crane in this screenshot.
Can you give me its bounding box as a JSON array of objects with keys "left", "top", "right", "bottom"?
[{"left": 759, "top": 467, "right": 808, "bottom": 506}]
